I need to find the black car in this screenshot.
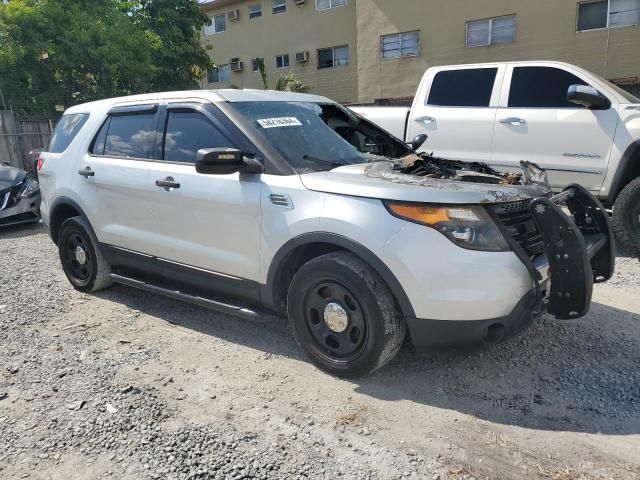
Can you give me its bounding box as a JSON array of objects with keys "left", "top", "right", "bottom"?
[{"left": 0, "top": 164, "right": 41, "bottom": 227}]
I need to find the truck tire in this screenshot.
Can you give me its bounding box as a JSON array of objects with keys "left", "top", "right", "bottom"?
[
  {"left": 612, "top": 177, "right": 640, "bottom": 256},
  {"left": 58, "top": 216, "right": 113, "bottom": 292},
  {"left": 287, "top": 252, "right": 406, "bottom": 378}
]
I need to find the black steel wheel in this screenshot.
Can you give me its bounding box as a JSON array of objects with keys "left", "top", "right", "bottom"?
[
  {"left": 57, "top": 216, "right": 112, "bottom": 292},
  {"left": 63, "top": 231, "right": 92, "bottom": 284},
  {"left": 288, "top": 252, "right": 405, "bottom": 378},
  {"left": 303, "top": 280, "right": 368, "bottom": 361}
]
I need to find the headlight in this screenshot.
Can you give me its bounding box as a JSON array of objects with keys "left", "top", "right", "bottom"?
[
  {"left": 19, "top": 177, "right": 40, "bottom": 198},
  {"left": 384, "top": 201, "right": 510, "bottom": 252}
]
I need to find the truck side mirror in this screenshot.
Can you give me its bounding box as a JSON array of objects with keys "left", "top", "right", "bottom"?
[
  {"left": 195, "top": 148, "right": 263, "bottom": 175},
  {"left": 411, "top": 134, "right": 428, "bottom": 151},
  {"left": 567, "top": 85, "right": 608, "bottom": 109}
]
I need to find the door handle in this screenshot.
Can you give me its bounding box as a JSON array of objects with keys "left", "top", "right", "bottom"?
[
  {"left": 415, "top": 115, "right": 436, "bottom": 123},
  {"left": 78, "top": 167, "right": 95, "bottom": 177},
  {"left": 499, "top": 117, "right": 526, "bottom": 126},
  {"left": 155, "top": 177, "right": 180, "bottom": 189}
]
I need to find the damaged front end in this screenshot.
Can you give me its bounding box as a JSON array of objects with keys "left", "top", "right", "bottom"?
[
  {"left": 393, "top": 153, "right": 548, "bottom": 188},
  {"left": 373, "top": 154, "right": 616, "bottom": 321},
  {"left": 0, "top": 167, "right": 41, "bottom": 228}
]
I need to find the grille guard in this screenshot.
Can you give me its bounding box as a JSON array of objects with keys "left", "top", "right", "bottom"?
[{"left": 528, "top": 184, "right": 615, "bottom": 319}]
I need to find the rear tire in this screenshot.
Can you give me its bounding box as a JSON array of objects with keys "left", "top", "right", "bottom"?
[
  {"left": 58, "top": 216, "right": 113, "bottom": 292},
  {"left": 287, "top": 252, "right": 405, "bottom": 378},
  {"left": 612, "top": 177, "right": 640, "bottom": 256}
]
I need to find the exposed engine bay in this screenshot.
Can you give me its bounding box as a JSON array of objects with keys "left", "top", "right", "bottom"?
[{"left": 394, "top": 153, "right": 550, "bottom": 188}]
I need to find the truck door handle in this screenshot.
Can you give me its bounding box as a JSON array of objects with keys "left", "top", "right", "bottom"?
[
  {"left": 415, "top": 115, "right": 436, "bottom": 123},
  {"left": 78, "top": 167, "right": 95, "bottom": 177},
  {"left": 155, "top": 177, "right": 180, "bottom": 189},
  {"left": 499, "top": 117, "right": 526, "bottom": 126}
]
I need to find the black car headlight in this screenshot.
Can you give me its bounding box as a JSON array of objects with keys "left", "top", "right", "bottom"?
[
  {"left": 384, "top": 201, "right": 510, "bottom": 252},
  {"left": 19, "top": 177, "right": 40, "bottom": 198}
]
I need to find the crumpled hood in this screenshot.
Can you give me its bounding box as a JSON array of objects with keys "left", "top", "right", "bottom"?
[
  {"left": 300, "top": 162, "right": 550, "bottom": 204},
  {"left": 0, "top": 166, "right": 26, "bottom": 192}
]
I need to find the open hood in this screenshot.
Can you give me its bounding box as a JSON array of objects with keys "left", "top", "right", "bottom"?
[{"left": 300, "top": 162, "right": 550, "bottom": 204}]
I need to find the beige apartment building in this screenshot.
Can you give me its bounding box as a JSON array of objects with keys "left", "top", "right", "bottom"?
[{"left": 199, "top": 0, "right": 640, "bottom": 104}]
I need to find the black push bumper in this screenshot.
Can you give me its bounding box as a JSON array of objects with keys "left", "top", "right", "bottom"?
[
  {"left": 528, "top": 184, "right": 615, "bottom": 319},
  {"left": 405, "top": 184, "right": 615, "bottom": 351}
]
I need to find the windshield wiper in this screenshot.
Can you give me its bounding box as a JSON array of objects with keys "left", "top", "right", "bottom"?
[{"left": 302, "top": 154, "right": 345, "bottom": 169}]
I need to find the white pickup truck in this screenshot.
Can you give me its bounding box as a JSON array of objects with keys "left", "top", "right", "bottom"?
[{"left": 351, "top": 61, "right": 640, "bottom": 254}]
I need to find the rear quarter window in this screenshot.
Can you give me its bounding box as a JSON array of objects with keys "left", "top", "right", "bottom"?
[{"left": 48, "top": 113, "right": 90, "bottom": 153}]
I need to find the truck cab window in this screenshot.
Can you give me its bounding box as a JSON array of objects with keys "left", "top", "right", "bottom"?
[
  {"left": 426, "top": 68, "right": 498, "bottom": 107},
  {"left": 508, "top": 67, "right": 589, "bottom": 108},
  {"left": 163, "top": 110, "right": 232, "bottom": 163}
]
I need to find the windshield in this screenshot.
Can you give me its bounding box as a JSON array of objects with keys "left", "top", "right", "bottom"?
[
  {"left": 608, "top": 83, "right": 640, "bottom": 103},
  {"left": 592, "top": 74, "right": 640, "bottom": 103},
  {"left": 230, "top": 101, "right": 411, "bottom": 171}
]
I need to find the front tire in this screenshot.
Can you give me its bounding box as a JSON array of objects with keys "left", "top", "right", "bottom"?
[
  {"left": 58, "top": 216, "right": 113, "bottom": 292},
  {"left": 287, "top": 252, "right": 405, "bottom": 378},
  {"left": 612, "top": 177, "right": 640, "bottom": 256}
]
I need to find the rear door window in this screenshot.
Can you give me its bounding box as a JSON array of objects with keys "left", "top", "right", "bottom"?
[
  {"left": 508, "top": 67, "right": 588, "bottom": 108},
  {"left": 162, "top": 110, "right": 233, "bottom": 163},
  {"left": 103, "top": 113, "right": 158, "bottom": 159},
  {"left": 48, "top": 113, "right": 89, "bottom": 153},
  {"left": 426, "top": 68, "right": 498, "bottom": 107}
]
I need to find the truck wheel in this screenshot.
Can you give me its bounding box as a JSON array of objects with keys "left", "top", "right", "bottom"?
[
  {"left": 58, "top": 216, "right": 113, "bottom": 292},
  {"left": 612, "top": 177, "right": 640, "bottom": 256},
  {"left": 287, "top": 252, "right": 405, "bottom": 378}
]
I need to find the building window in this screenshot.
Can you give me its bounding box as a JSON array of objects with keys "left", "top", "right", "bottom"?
[
  {"left": 466, "top": 15, "right": 516, "bottom": 47},
  {"left": 252, "top": 58, "right": 264, "bottom": 72},
  {"left": 204, "top": 13, "right": 226, "bottom": 36},
  {"left": 208, "top": 64, "right": 231, "bottom": 84},
  {"left": 275, "top": 54, "right": 290, "bottom": 69},
  {"left": 249, "top": 3, "right": 262, "bottom": 19},
  {"left": 577, "top": 0, "right": 640, "bottom": 31},
  {"left": 316, "top": 0, "right": 347, "bottom": 11},
  {"left": 317, "top": 46, "right": 349, "bottom": 69},
  {"left": 273, "top": 0, "right": 286, "bottom": 14},
  {"left": 381, "top": 31, "right": 420, "bottom": 59}
]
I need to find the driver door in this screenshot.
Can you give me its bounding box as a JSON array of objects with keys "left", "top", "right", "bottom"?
[{"left": 146, "top": 102, "right": 262, "bottom": 282}]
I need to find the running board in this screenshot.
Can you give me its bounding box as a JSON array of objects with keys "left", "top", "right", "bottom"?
[{"left": 109, "top": 273, "right": 274, "bottom": 323}]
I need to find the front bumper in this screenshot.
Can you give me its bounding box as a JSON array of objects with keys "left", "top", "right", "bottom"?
[
  {"left": 406, "top": 288, "right": 543, "bottom": 350},
  {"left": 0, "top": 191, "right": 41, "bottom": 227},
  {"left": 404, "top": 184, "right": 615, "bottom": 351}
]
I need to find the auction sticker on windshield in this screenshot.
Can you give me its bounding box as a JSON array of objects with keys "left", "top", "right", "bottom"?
[{"left": 257, "top": 117, "right": 303, "bottom": 129}]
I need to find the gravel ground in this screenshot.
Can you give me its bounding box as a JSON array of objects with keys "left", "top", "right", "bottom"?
[{"left": 1, "top": 223, "right": 639, "bottom": 480}]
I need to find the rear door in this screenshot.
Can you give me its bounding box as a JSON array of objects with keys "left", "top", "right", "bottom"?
[
  {"left": 406, "top": 66, "right": 504, "bottom": 162},
  {"left": 491, "top": 65, "right": 617, "bottom": 191},
  {"left": 145, "top": 102, "right": 262, "bottom": 282},
  {"left": 73, "top": 104, "right": 159, "bottom": 251}
]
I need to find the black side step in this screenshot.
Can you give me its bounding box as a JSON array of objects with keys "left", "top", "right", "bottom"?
[{"left": 109, "top": 273, "right": 276, "bottom": 323}]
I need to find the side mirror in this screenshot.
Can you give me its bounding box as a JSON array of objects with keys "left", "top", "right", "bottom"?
[
  {"left": 1, "top": 161, "right": 10, "bottom": 167},
  {"left": 410, "top": 134, "right": 428, "bottom": 151},
  {"left": 567, "top": 84, "right": 608, "bottom": 109},
  {"left": 195, "top": 148, "right": 263, "bottom": 175}
]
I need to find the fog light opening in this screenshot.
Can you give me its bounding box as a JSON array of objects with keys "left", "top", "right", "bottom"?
[{"left": 483, "top": 323, "right": 506, "bottom": 345}]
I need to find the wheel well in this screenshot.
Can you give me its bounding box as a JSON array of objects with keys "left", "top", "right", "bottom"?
[
  {"left": 50, "top": 203, "right": 81, "bottom": 245},
  {"left": 610, "top": 143, "right": 640, "bottom": 203},
  {"left": 271, "top": 242, "right": 348, "bottom": 314}
]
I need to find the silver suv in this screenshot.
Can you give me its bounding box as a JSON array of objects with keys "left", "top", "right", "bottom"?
[{"left": 38, "top": 90, "right": 614, "bottom": 377}]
